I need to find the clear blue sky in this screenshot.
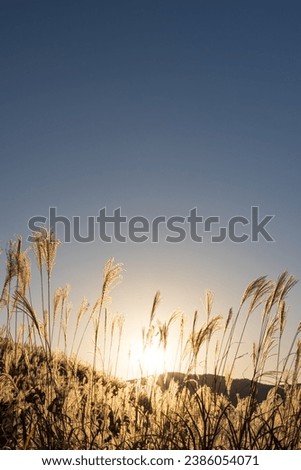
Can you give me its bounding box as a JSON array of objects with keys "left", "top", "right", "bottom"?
[{"left": 1, "top": 0, "right": 300, "bottom": 377}]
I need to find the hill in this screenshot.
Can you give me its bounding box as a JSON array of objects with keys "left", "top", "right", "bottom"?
[{"left": 156, "top": 372, "right": 287, "bottom": 405}]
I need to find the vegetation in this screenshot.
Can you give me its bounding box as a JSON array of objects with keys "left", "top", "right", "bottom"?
[{"left": 0, "top": 232, "right": 300, "bottom": 449}]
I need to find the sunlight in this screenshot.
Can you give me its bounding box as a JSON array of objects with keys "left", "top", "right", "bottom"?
[{"left": 129, "top": 341, "right": 167, "bottom": 377}]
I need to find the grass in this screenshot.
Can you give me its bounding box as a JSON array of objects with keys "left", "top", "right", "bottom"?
[{"left": 0, "top": 231, "right": 300, "bottom": 449}]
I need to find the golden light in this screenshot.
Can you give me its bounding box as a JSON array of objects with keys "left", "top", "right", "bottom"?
[{"left": 129, "top": 340, "right": 167, "bottom": 378}]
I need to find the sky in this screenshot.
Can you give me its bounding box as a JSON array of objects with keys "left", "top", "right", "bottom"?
[{"left": 1, "top": 0, "right": 300, "bottom": 379}]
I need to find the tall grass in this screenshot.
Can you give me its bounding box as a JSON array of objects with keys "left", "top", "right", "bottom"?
[{"left": 0, "top": 232, "right": 300, "bottom": 449}]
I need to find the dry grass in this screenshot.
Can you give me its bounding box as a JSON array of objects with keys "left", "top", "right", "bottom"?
[{"left": 0, "top": 232, "right": 300, "bottom": 449}]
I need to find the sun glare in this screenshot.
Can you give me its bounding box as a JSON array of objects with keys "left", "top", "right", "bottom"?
[{"left": 130, "top": 341, "right": 167, "bottom": 377}]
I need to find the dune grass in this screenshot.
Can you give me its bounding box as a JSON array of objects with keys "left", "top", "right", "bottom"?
[{"left": 0, "top": 231, "right": 300, "bottom": 449}]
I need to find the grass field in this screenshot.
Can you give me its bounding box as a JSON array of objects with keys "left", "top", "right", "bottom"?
[{"left": 0, "top": 231, "right": 300, "bottom": 449}]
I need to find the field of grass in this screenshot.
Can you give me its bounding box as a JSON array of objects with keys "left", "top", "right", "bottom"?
[{"left": 0, "top": 231, "right": 300, "bottom": 449}]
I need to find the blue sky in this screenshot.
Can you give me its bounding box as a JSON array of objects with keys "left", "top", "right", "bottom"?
[{"left": 1, "top": 1, "right": 300, "bottom": 377}]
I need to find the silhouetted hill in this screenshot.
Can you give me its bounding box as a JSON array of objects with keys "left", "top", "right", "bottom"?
[{"left": 156, "top": 372, "right": 287, "bottom": 405}]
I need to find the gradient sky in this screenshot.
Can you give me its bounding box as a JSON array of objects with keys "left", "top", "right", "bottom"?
[{"left": 1, "top": 0, "right": 300, "bottom": 378}]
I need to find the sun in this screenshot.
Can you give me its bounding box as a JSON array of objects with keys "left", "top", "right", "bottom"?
[{"left": 129, "top": 341, "right": 167, "bottom": 377}]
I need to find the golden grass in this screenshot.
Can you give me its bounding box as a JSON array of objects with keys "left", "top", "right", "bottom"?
[{"left": 0, "top": 231, "right": 300, "bottom": 449}]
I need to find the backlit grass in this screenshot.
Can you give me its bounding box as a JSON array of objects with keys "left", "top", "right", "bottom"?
[{"left": 0, "top": 232, "right": 300, "bottom": 449}]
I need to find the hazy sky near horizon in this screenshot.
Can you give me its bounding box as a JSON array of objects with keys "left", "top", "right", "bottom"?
[{"left": 1, "top": 1, "right": 300, "bottom": 377}]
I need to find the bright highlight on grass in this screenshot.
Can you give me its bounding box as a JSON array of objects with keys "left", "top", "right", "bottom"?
[{"left": 0, "top": 230, "right": 300, "bottom": 450}]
